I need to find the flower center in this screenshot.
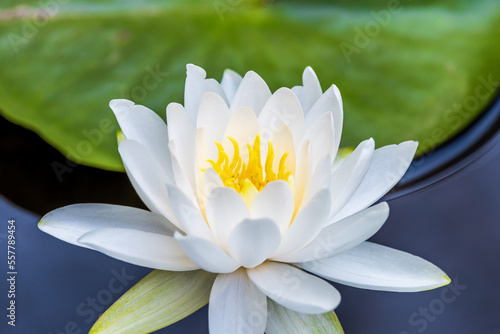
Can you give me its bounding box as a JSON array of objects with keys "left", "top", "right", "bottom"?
[{"left": 206, "top": 134, "right": 292, "bottom": 201}]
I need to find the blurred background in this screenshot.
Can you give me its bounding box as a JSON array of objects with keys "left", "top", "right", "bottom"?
[{"left": 0, "top": 0, "right": 500, "bottom": 333}]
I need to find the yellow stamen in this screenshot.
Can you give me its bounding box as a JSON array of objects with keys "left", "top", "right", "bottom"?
[{"left": 206, "top": 134, "right": 292, "bottom": 193}]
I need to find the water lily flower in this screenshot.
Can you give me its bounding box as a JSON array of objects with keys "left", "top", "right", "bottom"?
[{"left": 39, "top": 64, "right": 450, "bottom": 334}]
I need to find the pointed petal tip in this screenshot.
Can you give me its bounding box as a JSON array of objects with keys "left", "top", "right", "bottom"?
[
  {"left": 242, "top": 70, "right": 261, "bottom": 81},
  {"left": 398, "top": 140, "right": 419, "bottom": 159},
  {"left": 425, "top": 274, "right": 451, "bottom": 291},
  {"left": 224, "top": 68, "right": 240, "bottom": 76},
  {"left": 186, "top": 64, "right": 206, "bottom": 77},
  {"left": 364, "top": 137, "right": 375, "bottom": 150},
  {"left": 109, "top": 99, "right": 134, "bottom": 114}
]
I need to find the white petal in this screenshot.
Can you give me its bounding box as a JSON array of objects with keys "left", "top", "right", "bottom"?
[
  {"left": 110, "top": 99, "right": 173, "bottom": 180},
  {"left": 124, "top": 164, "right": 166, "bottom": 218},
  {"left": 119, "top": 140, "right": 177, "bottom": 223},
  {"left": 166, "top": 184, "right": 215, "bottom": 242},
  {"left": 250, "top": 180, "right": 294, "bottom": 235},
  {"left": 328, "top": 138, "right": 374, "bottom": 219},
  {"left": 168, "top": 141, "right": 198, "bottom": 203},
  {"left": 209, "top": 269, "right": 267, "bottom": 334},
  {"left": 222, "top": 106, "right": 261, "bottom": 160},
  {"left": 278, "top": 202, "right": 389, "bottom": 263},
  {"left": 247, "top": 262, "right": 341, "bottom": 314},
  {"left": 175, "top": 233, "right": 240, "bottom": 273},
  {"left": 201, "top": 167, "right": 224, "bottom": 203},
  {"left": 333, "top": 141, "right": 418, "bottom": 222},
  {"left": 220, "top": 69, "right": 243, "bottom": 105},
  {"left": 292, "top": 66, "right": 323, "bottom": 115},
  {"left": 293, "top": 140, "right": 311, "bottom": 214},
  {"left": 258, "top": 88, "right": 304, "bottom": 148},
  {"left": 230, "top": 70, "right": 271, "bottom": 116},
  {"left": 197, "top": 92, "right": 231, "bottom": 143},
  {"left": 184, "top": 64, "right": 228, "bottom": 124},
  {"left": 195, "top": 127, "right": 211, "bottom": 200},
  {"left": 205, "top": 187, "right": 250, "bottom": 245},
  {"left": 273, "top": 189, "right": 331, "bottom": 259},
  {"left": 304, "top": 85, "right": 343, "bottom": 157},
  {"left": 264, "top": 124, "right": 296, "bottom": 175},
  {"left": 300, "top": 241, "right": 450, "bottom": 292},
  {"left": 304, "top": 154, "right": 331, "bottom": 205},
  {"left": 38, "top": 204, "right": 177, "bottom": 249},
  {"left": 227, "top": 218, "right": 281, "bottom": 268},
  {"left": 78, "top": 228, "right": 198, "bottom": 271},
  {"left": 167, "top": 103, "right": 197, "bottom": 191},
  {"left": 301, "top": 112, "right": 335, "bottom": 169}
]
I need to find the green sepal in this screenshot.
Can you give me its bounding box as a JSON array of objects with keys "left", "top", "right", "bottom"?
[
  {"left": 90, "top": 269, "right": 217, "bottom": 334},
  {"left": 266, "top": 298, "right": 344, "bottom": 334}
]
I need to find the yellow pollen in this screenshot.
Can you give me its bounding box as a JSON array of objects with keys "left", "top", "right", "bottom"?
[{"left": 206, "top": 134, "right": 292, "bottom": 193}]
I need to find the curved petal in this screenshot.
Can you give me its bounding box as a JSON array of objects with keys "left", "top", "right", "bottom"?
[
  {"left": 227, "top": 218, "right": 281, "bottom": 268},
  {"left": 300, "top": 242, "right": 450, "bottom": 292},
  {"left": 195, "top": 127, "right": 210, "bottom": 202},
  {"left": 265, "top": 124, "right": 296, "bottom": 175},
  {"left": 304, "top": 154, "right": 331, "bottom": 205},
  {"left": 110, "top": 99, "right": 173, "bottom": 180},
  {"left": 118, "top": 140, "right": 177, "bottom": 223},
  {"left": 222, "top": 106, "right": 261, "bottom": 159},
  {"left": 209, "top": 269, "right": 267, "bottom": 334},
  {"left": 166, "top": 184, "right": 215, "bottom": 242},
  {"left": 272, "top": 189, "right": 331, "bottom": 260},
  {"left": 291, "top": 66, "right": 323, "bottom": 116},
  {"left": 230, "top": 70, "right": 271, "bottom": 116},
  {"left": 250, "top": 180, "right": 294, "bottom": 235},
  {"left": 266, "top": 299, "right": 344, "bottom": 334},
  {"left": 278, "top": 202, "right": 389, "bottom": 263},
  {"left": 220, "top": 69, "right": 243, "bottom": 104},
  {"left": 174, "top": 233, "right": 240, "bottom": 274},
  {"left": 38, "top": 203, "right": 178, "bottom": 249},
  {"left": 301, "top": 112, "right": 335, "bottom": 169},
  {"left": 78, "top": 228, "right": 198, "bottom": 271},
  {"left": 166, "top": 103, "right": 196, "bottom": 191},
  {"left": 258, "top": 88, "right": 304, "bottom": 148},
  {"left": 328, "top": 138, "right": 374, "bottom": 219},
  {"left": 304, "top": 85, "right": 343, "bottom": 158},
  {"left": 293, "top": 140, "right": 312, "bottom": 214},
  {"left": 197, "top": 92, "right": 231, "bottom": 143},
  {"left": 247, "top": 262, "right": 341, "bottom": 314},
  {"left": 184, "top": 64, "right": 228, "bottom": 124},
  {"left": 168, "top": 141, "right": 198, "bottom": 203},
  {"left": 333, "top": 141, "right": 418, "bottom": 222},
  {"left": 201, "top": 167, "right": 224, "bottom": 203},
  {"left": 205, "top": 186, "right": 250, "bottom": 245}
]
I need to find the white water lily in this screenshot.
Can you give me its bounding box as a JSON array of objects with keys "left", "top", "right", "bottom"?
[{"left": 39, "top": 64, "right": 450, "bottom": 334}]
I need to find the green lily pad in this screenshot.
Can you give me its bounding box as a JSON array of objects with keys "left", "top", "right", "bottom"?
[{"left": 0, "top": 0, "right": 499, "bottom": 171}]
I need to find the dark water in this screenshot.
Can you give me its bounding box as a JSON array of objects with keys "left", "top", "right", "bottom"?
[{"left": 1, "top": 113, "right": 500, "bottom": 333}]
